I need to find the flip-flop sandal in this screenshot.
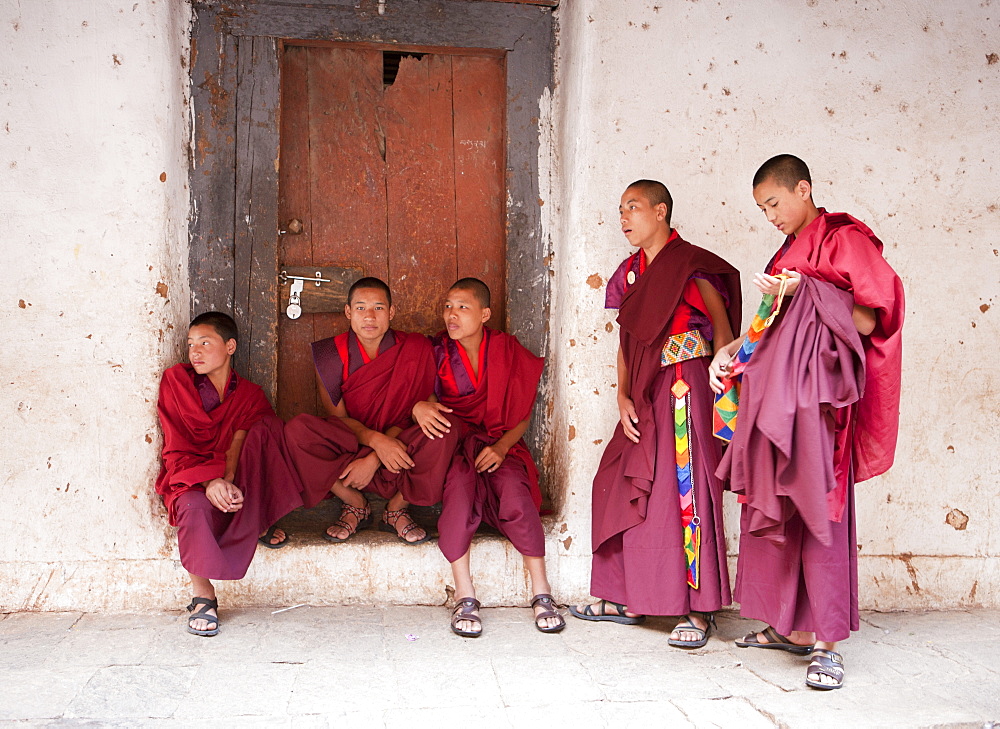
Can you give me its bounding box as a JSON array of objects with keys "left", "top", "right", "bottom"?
[
  {"left": 806, "top": 648, "right": 845, "bottom": 690},
  {"left": 324, "top": 501, "right": 372, "bottom": 543},
  {"left": 530, "top": 594, "right": 566, "bottom": 634},
  {"left": 186, "top": 597, "right": 220, "bottom": 637},
  {"left": 568, "top": 599, "right": 645, "bottom": 625},
  {"left": 735, "top": 626, "right": 814, "bottom": 655},
  {"left": 258, "top": 524, "right": 289, "bottom": 549},
  {"left": 378, "top": 507, "right": 431, "bottom": 545},
  {"left": 667, "top": 612, "right": 715, "bottom": 649},
  {"left": 450, "top": 597, "right": 483, "bottom": 638}
]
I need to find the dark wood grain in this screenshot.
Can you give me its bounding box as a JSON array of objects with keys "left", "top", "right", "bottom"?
[{"left": 233, "top": 35, "right": 281, "bottom": 401}]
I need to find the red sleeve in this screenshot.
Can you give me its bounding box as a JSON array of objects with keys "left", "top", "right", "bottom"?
[{"left": 154, "top": 366, "right": 273, "bottom": 521}]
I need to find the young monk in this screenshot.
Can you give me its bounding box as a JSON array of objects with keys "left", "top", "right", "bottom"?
[
  {"left": 284, "top": 277, "right": 457, "bottom": 544},
  {"left": 569, "top": 180, "right": 741, "bottom": 649},
  {"left": 412, "top": 278, "right": 564, "bottom": 637},
  {"left": 710, "top": 155, "right": 904, "bottom": 689},
  {"left": 156, "top": 312, "right": 304, "bottom": 637}
]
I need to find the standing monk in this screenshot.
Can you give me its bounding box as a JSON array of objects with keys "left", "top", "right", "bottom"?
[
  {"left": 285, "top": 277, "right": 458, "bottom": 544},
  {"left": 412, "top": 278, "right": 565, "bottom": 636},
  {"left": 156, "top": 312, "right": 304, "bottom": 637},
  {"left": 711, "top": 155, "right": 904, "bottom": 689},
  {"left": 570, "top": 180, "right": 741, "bottom": 649}
]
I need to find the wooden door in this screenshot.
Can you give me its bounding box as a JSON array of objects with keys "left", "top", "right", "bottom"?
[{"left": 277, "top": 43, "right": 507, "bottom": 419}]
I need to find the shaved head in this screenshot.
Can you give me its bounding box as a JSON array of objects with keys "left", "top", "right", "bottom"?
[
  {"left": 753, "top": 154, "right": 812, "bottom": 192},
  {"left": 348, "top": 276, "right": 392, "bottom": 306},
  {"left": 190, "top": 311, "right": 238, "bottom": 344},
  {"left": 625, "top": 179, "right": 673, "bottom": 226},
  {"left": 449, "top": 277, "right": 491, "bottom": 308}
]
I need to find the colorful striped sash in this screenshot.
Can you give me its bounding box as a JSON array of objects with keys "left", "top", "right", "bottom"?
[{"left": 713, "top": 275, "right": 789, "bottom": 441}]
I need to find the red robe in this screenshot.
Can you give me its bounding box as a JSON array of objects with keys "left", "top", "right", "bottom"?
[
  {"left": 767, "top": 210, "right": 904, "bottom": 485},
  {"left": 589, "top": 234, "right": 742, "bottom": 615},
  {"left": 156, "top": 364, "right": 304, "bottom": 580},
  {"left": 434, "top": 327, "right": 546, "bottom": 561},
  {"left": 156, "top": 363, "right": 274, "bottom": 524},
  {"left": 286, "top": 329, "right": 454, "bottom": 508}
]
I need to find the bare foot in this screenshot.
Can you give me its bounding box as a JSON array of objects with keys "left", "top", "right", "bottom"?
[
  {"left": 451, "top": 597, "right": 482, "bottom": 637},
  {"left": 669, "top": 613, "right": 710, "bottom": 644},
  {"left": 382, "top": 508, "right": 428, "bottom": 543},
  {"left": 531, "top": 595, "right": 565, "bottom": 632},
  {"left": 325, "top": 502, "right": 370, "bottom": 542}
]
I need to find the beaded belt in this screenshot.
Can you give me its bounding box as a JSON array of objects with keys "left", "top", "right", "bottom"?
[{"left": 661, "top": 329, "right": 712, "bottom": 367}]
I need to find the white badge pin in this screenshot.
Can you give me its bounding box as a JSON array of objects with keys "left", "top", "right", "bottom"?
[{"left": 626, "top": 271, "right": 636, "bottom": 285}]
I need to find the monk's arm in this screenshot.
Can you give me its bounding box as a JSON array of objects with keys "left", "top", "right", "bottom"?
[
  {"left": 853, "top": 304, "right": 876, "bottom": 335},
  {"left": 316, "top": 370, "right": 339, "bottom": 417},
  {"left": 616, "top": 344, "right": 640, "bottom": 442},
  {"left": 333, "top": 404, "right": 414, "bottom": 472},
  {"left": 708, "top": 334, "right": 746, "bottom": 394},
  {"left": 202, "top": 429, "right": 247, "bottom": 512},
  {"left": 695, "top": 278, "right": 734, "bottom": 350},
  {"left": 475, "top": 418, "right": 530, "bottom": 472},
  {"left": 223, "top": 430, "right": 247, "bottom": 482},
  {"left": 616, "top": 344, "right": 630, "bottom": 400}
]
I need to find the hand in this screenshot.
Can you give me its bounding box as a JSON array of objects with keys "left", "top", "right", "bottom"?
[
  {"left": 369, "top": 432, "right": 414, "bottom": 473},
  {"left": 339, "top": 453, "right": 379, "bottom": 490},
  {"left": 618, "top": 395, "right": 640, "bottom": 443},
  {"left": 752, "top": 269, "right": 800, "bottom": 296},
  {"left": 204, "top": 478, "right": 244, "bottom": 513},
  {"left": 475, "top": 443, "right": 509, "bottom": 473},
  {"left": 412, "top": 401, "right": 454, "bottom": 439},
  {"left": 708, "top": 349, "right": 735, "bottom": 394}
]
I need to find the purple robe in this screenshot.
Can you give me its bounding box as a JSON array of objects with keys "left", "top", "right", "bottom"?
[{"left": 720, "top": 276, "right": 867, "bottom": 642}]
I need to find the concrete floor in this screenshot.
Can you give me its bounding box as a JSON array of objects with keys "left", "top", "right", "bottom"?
[{"left": 2, "top": 605, "right": 998, "bottom": 728}]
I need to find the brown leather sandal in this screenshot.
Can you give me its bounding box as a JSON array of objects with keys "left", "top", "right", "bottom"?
[
  {"left": 379, "top": 507, "right": 431, "bottom": 545},
  {"left": 324, "top": 500, "right": 372, "bottom": 543},
  {"left": 451, "top": 597, "right": 483, "bottom": 638},
  {"left": 530, "top": 593, "right": 566, "bottom": 634}
]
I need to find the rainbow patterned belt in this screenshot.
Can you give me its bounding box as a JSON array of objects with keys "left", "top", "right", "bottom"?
[{"left": 662, "top": 329, "right": 712, "bottom": 589}]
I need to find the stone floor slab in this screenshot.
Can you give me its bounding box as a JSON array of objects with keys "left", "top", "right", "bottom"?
[{"left": 64, "top": 665, "right": 196, "bottom": 720}]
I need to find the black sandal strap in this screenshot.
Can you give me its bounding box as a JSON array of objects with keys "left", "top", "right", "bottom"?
[{"left": 186, "top": 597, "right": 218, "bottom": 612}]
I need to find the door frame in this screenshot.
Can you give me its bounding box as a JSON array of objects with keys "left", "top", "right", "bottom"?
[{"left": 188, "top": 0, "right": 555, "bottom": 407}]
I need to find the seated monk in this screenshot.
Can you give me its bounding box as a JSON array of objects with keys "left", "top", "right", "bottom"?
[
  {"left": 412, "top": 278, "right": 565, "bottom": 637},
  {"left": 285, "top": 277, "right": 459, "bottom": 544},
  {"left": 156, "top": 312, "right": 304, "bottom": 637}
]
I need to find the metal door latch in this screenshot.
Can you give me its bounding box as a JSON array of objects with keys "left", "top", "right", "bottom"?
[
  {"left": 279, "top": 270, "right": 331, "bottom": 287},
  {"left": 286, "top": 279, "right": 303, "bottom": 320},
  {"left": 280, "top": 270, "right": 332, "bottom": 320}
]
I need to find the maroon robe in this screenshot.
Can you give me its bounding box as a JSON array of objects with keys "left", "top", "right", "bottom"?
[
  {"left": 721, "top": 209, "right": 904, "bottom": 642},
  {"left": 434, "top": 327, "right": 546, "bottom": 562},
  {"left": 156, "top": 364, "right": 304, "bottom": 580},
  {"left": 590, "top": 234, "right": 741, "bottom": 616},
  {"left": 285, "top": 329, "right": 457, "bottom": 508}
]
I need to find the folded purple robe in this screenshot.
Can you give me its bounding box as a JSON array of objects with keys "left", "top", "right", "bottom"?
[{"left": 718, "top": 275, "right": 865, "bottom": 547}]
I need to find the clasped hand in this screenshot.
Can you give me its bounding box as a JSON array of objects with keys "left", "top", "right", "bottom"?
[
  {"left": 205, "top": 477, "right": 244, "bottom": 513},
  {"left": 475, "top": 443, "right": 509, "bottom": 473}
]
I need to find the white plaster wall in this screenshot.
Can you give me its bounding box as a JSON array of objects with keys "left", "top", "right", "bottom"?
[
  {"left": 548, "top": 0, "right": 1000, "bottom": 609},
  {"left": 0, "top": 1, "right": 192, "bottom": 608},
  {"left": 1, "top": 0, "right": 996, "bottom": 614}
]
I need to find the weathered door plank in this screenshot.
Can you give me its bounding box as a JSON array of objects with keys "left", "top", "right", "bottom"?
[{"left": 234, "top": 35, "right": 281, "bottom": 400}]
